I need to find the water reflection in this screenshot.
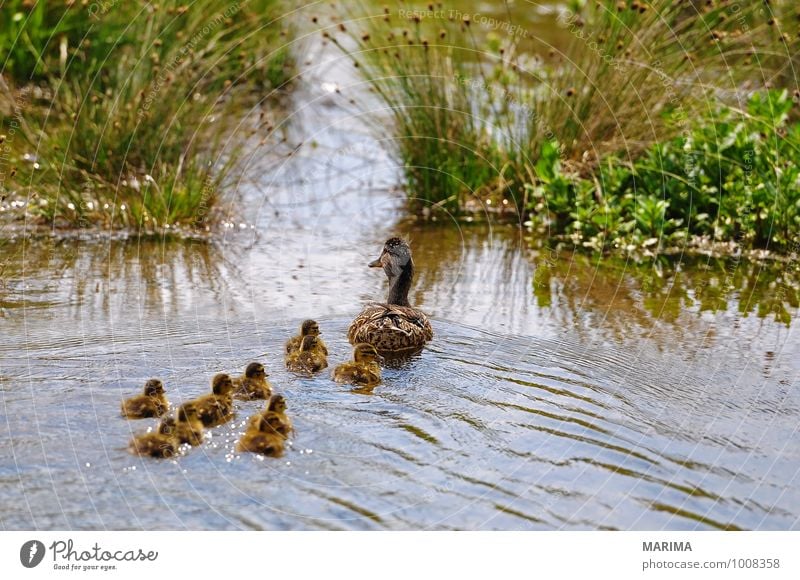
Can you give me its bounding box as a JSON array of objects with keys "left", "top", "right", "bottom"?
[{"left": 2, "top": 3, "right": 799, "bottom": 529}]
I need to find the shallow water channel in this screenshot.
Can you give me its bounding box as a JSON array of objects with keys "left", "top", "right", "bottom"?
[{"left": 2, "top": 4, "right": 800, "bottom": 531}]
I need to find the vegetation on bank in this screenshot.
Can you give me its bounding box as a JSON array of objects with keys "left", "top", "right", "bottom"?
[
  {"left": 335, "top": 0, "right": 800, "bottom": 255},
  {"left": 1, "top": 1, "right": 293, "bottom": 230}
]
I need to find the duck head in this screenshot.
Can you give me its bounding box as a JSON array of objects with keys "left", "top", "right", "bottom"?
[
  {"left": 212, "top": 373, "right": 234, "bottom": 396},
  {"left": 144, "top": 379, "right": 164, "bottom": 397},
  {"left": 353, "top": 343, "right": 383, "bottom": 364},
  {"left": 245, "top": 362, "right": 267, "bottom": 379},
  {"left": 159, "top": 416, "right": 177, "bottom": 435},
  {"left": 267, "top": 394, "right": 287, "bottom": 413},
  {"left": 369, "top": 237, "right": 411, "bottom": 274},
  {"left": 301, "top": 319, "right": 321, "bottom": 337}
]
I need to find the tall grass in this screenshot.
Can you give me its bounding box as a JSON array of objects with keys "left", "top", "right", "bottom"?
[
  {"left": 335, "top": 1, "right": 796, "bottom": 225},
  {"left": 1, "top": 1, "right": 293, "bottom": 230},
  {"left": 326, "top": 9, "right": 509, "bottom": 214}
]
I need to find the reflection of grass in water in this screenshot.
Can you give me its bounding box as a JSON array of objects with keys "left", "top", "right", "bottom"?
[
  {"left": 0, "top": 1, "right": 293, "bottom": 230},
  {"left": 532, "top": 249, "right": 800, "bottom": 326},
  {"left": 0, "top": 237, "right": 230, "bottom": 312},
  {"left": 335, "top": 1, "right": 798, "bottom": 254}
]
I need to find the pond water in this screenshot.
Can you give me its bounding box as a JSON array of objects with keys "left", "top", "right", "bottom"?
[{"left": 2, "top": 4, "right": 800, "bottom": 531}]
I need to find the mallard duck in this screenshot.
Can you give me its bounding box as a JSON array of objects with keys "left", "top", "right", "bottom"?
[
  {"left": 190, "top": 373, "right": 235, "bottom": 428},
  {"left": 173, "top": 402, "right": 204, "bottom": 446},
  {"left": 128, "top": 420, "right": 178, "bottom": 458},
  {"left": 348, "top": 237, "right": 433, "bottom": 352},
  {"left": 285, "top": 319, "right": 328, "bottom": 356},
  {"left": 247, "top": 394, "right": 293, "bottom": 436},
  {"left": 285, "top": 335, "right": 328, "bottom": 374},
  {"left": 332, "top": 343, "right": 383, "bottom": 388},
  {"left": 233, "top": 362, "right": 272, "bottom": 400},
  {"left": 236, "top": 415, "right": 286, "bottom": 456},
  {"left": 120, "top": 379, "right": 168, "bottom": 419}
]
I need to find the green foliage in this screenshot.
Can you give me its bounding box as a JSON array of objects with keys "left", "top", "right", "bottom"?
[
  {"left": 1, "top": 1, "right": 293, "bottom": 230},
  {"left": 527, "top": 91, "right": 800, "bottom": 254},
  {"left": 336, "top": 0, "right": 800, "bottom": 256}
]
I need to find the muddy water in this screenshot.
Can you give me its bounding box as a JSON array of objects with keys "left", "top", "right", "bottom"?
[{"left": 2, "top": 4, "right": 800, "bottom": 531}]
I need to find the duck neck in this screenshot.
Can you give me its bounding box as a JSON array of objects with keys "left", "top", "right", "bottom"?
[{"left": 387, "top": 260, "right": 413, "bottom": 307}]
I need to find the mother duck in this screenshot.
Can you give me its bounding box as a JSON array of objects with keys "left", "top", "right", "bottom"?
[{"left": 348, "top": 237, "right": 433, "bottom": 352}]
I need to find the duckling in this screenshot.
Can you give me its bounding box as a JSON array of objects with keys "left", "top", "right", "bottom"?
[
  {"left": 285, "top": 335, "right": 328, "bottom": 374},
  {"left": 247, "top": 394, "right": 293, "bottom": 436},
  {"left": 285, "top": 319, "right": 328, "bottom": 356},
  {"left": 236, "top": 415, "right": 286, "bottom": 457},
  {"left": 128, "top": 420, "right": 178, "bottom": 458},
  {"left": 233, "top": 362, "right": 272, "bottom": 400},
  {"left": 332, "top": 343, "right": 382, "bottom": 388},
  {"left": 190, "top": 373, "right": 235, "bottom": 428},
  {"left": 120, "top": 379, "right": 168, "bottom": 419},
  {"left": 173, "top": 402, "right": 204, "bottom": 446}
]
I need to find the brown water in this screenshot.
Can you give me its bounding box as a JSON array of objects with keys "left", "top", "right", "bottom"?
[{"left": 1, "top": 2, "right": 800, "bottom": 531}]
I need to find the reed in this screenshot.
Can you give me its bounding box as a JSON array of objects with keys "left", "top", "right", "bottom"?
[
  {"left": 336, "top": 0, "right": 798, "bottom": 254},
  {"left": 1, "top": 0, "right": 293, "bottom": 230}
]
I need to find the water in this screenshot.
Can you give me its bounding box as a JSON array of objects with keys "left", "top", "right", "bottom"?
[{"left": 2, "top": 4, "right": 800, "bottom": 531}]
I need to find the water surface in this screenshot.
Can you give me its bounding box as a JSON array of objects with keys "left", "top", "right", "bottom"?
[{"left": 1, "top": 3, "right": 799, "bottom": 531}]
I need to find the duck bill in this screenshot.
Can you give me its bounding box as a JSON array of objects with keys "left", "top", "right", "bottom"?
[{"left": 368, "top": 256, "right": 383, "bottom": 268}]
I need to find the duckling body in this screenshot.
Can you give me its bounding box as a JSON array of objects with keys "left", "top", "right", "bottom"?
[
  {"left": 348, "top": 238, "right": 432, "bottom": 352},
  {"left": 332, "top": 343, "right": 382, "bottom": 388},
  {"left": 236, "top": 430, "right": 285, "bottom": 457},
  {"left": 128, "top": 420, "right": 178, "bottom": 458},
  {"left": 286, "top": 320, "right": 328, "bottom": 356},
  {"left": 285, "top": 335, "right": 328, "bottom": 374},
  {"left": 121, "top": 379, "right": 168, "bottom": 419},
  {"left": 247, "top": 394, "right": 293, "bottom": 436},
  {"left": 190, "top": 373, "right": 235, "bottom": 428},
  {"left": 237, "top": 414, "right": 287, "bottom": 456},
  {"left": 233, "top": 362, "right": 272, "bottom": 400}
]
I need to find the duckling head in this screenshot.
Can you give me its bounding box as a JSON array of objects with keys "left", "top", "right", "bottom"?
[
  {"left": 353, "top": 343, "right": 382, "bottom": 364},
  {"left": 267, "top": 394, "right": 287, "bottom": 413},
  {"left": 159, "top": 416, "right": 177, "bottom": 435},
  {"left": 300, "top": 335, "right": 318, "bottom": 352},
  {"left": 368, "top": 237, "right": 412, "bottom": 276},
  {"left": 212, "top": 373, "right": 234, "bottom": 395},
  {"left": 245, "top": 362, "right": 267, "bottom": 379},
  {"left": 144, "top": 379, "right": 165, "bottom": 396},
  {"left": 178, "top": 402, "right": 199, "bottom": 422},
  {"left": 301, "top": 319, "right": 321, "bottom": 337}
]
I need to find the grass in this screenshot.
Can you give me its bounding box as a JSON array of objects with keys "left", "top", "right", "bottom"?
[
  {"left": 1, "top": 1, "right": 293, "bottom": 230},
  {"left": 334, "top": 0, "right": 800, "bottom": 254},
  {"left": 325, "top": 9, "right": 507, "bottom": 214}
]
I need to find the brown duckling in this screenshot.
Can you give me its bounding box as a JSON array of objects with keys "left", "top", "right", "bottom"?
[
  {"left": 285, "top": 319, "right": 328, "bottom": 356},
  {"left": 236, "top": 415, "right": 286, "bottom": 457},
  {"left": 233, "top": 362, "right": 272, "bottom": 400},
  {"left": 120, "top": 379, "right": 168, "bottom": 419},
  {"left": 285, "top": 335, "right": 328, "bottom": 374},
  {"left": 247, "top": 394, "right": 293, "bottom": 436},
  {"left": 190, "top": 373, "right": 235, "bottom": 428},
  {"left": 173, "top": 402, "right": 205, "bottom": 446},
  {"left": 332, "top": 343, "right": 382, "bottom": 388},
  {"left": 128, "top": 420, "right": 178, "bottom": 458}
]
